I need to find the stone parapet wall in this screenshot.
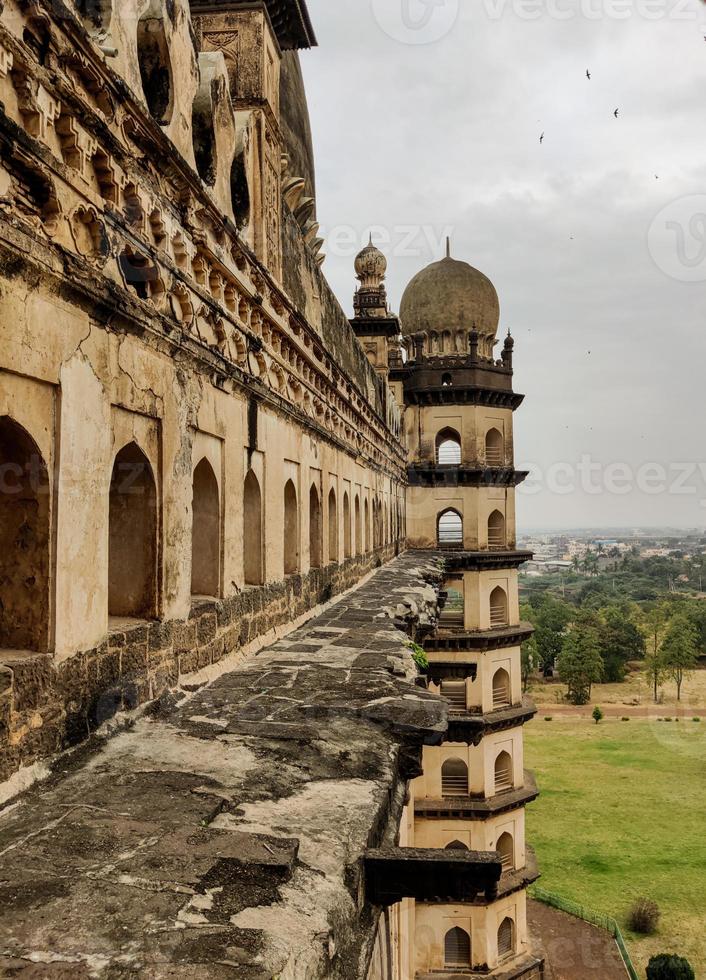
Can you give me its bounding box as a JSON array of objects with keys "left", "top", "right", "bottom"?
[
  {"left": 0, "top": 553, "right": 447, "bottom": 979},
  {"left": 0, "top": 545, "right": 400, "bottom": 786}
]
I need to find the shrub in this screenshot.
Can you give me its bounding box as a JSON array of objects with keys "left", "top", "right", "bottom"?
[
  {"left": 664, "top": 717, "right": 672, "bottom": 722},
  {"left": 646, "top": 953, "right": 695, "bottom": 979},
  {"left": 408, "top": 642, "right": 428, "bottom": 671},
  {"left": 628, "top": 897, "right": 660, "bottom": 935},
  {"left": 693, "top": 717, "right": 701, "bottom": 723},
  {"left": 544, "top": 716, "right": 553, "bottom": 722},
  {"left": 621, "top": 716, "right": 630, "bottom": 722},
  {"left": 592, "top": 706, "right": 604, "bottom": 725}
]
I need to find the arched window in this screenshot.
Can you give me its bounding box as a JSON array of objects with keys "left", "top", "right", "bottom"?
[
  {"left": 485, "top": 427, "right": 504, "bottom": 466},
  {"left": 494, "top": 750, "right": 514, "bottom": 793},
  {"left": 490, "top": 586, "right": 508, "bottom": 628},
  {"left": 191, "top": 458, "right": 220, "bottom": 597},
  {"left": 354, "top": 494, "right": 361, "bottom": 556},
  {"left": 436, "top": 428, "right": 461, "bottom": 465},
  {"left": 441, "top": 758, "right": 468, "bottom": 797},
  {"left": 328, "top": 488, "right": 338, "bottom": 562},
  {"left": 364, "top": 498, "right": 370, "bottom": 552},
  {"left": 0, "top": 417, "right": 50, "bottom": 651},
  {"left": 137, "top": 2, "right": 174, "bottom": 125},
  {"left": 497, "top": 832, "right": 514, "bottom": 872},
  {"left": 445, "top": 927, "right": 471, "bottom": 969},
  {"left": 438, "top": 509, "right": 463, "bottom": 548},
  {"left": 441, "top": 372, "right": 453, "bottom": 388},
  {"left": 488, "top": 510, "right": 506, "bottom": 549},
  {"left": 492, "top": 668, "right": 511, "bottom": 709},
  {"left": 243, "top": 470, "right": 263, "bottom": 585},
  {"left": 445, "top": 840, "right": 469, "bottom": 851},
  {"left": 309, "top": 484, "right": 322, "bottom": 570},
  {"left": 498, "top": 917, "right": 515, "bottom": 959},
  {"left": 343, "top": 491, "right": 351, "bottom": 559},
  {"left": 441, "top": 680, "right": 466, "bottom": 714},
  {"left": 283, "top": 479, "right": 299, "bottom": 575},
  {"left": 109, "top": 442, "right": 157, "bottom": 618},
  {"left": 440, "top": 578, "right": 464, "bottom": 627}
]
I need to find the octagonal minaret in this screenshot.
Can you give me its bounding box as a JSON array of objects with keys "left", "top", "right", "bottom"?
[{"left": 384, "top": 241, "right": 544, "bottom": 979}]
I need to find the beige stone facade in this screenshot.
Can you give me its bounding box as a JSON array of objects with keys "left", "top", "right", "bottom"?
[{"left": 0, "top": 0, "right": 405, "bottom": 782}]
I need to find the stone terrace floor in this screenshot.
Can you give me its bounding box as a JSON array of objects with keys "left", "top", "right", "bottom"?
[{"left": 0, "top": 554, "right": 447, "bottom": 979}]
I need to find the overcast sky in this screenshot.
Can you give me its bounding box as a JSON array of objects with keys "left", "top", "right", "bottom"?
[{"left": 300, "top": 0, "right": 706, "bottom": 531}]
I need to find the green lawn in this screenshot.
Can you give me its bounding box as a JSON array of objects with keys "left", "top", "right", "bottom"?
[{"left": 525, "top": 717, "right": 706, "bottom": 977}]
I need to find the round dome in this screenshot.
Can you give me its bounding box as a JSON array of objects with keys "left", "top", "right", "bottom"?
[
  {"left": 355, "top": 241, "right": 387, "bottom": 281},
  {"left": 399, "top": 254, "right": 499, "bottom": 338}
]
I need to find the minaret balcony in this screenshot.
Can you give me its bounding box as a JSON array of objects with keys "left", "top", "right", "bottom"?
[
  {"left": 364, "top": 847, "right": 501, "bottom": 906},
  {"left": 440, "top": 697, "right": 538, "bottom": 746},
  {"left": 426, "top": 622, "right": 535, "bottom": 652},
  {"left": 408, "top": 463, "right": 528, "bottom": 489},
  {"left": 414, "top": 771, "right": 539, "bottom": 820}
]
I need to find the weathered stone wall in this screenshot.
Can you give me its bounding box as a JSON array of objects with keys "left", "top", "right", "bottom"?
[{"left": 0, "top": 0, "right": 408, "bottom": 787}]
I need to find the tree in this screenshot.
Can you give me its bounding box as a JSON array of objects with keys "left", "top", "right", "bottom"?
[
  {"left": 592, "top": 706, "right": 604, "bottom": 724},
  {"left": 598, "top": 605, "right": 646, "bottom": 682},
  {"left": 660, "top": 615, "right": 698, "bottom": 701},
  {"left": 646, "top": 954, "right": 695, "bottom": 980},
  {"left": 521, "top": 635, "right": 538, "bottom": 692},
  {"left": 533, "top": 595, "right": 573, "bottom": 673},
  {"left": 641, "top": 603, "right": 670, "bottom": 703},
  {"left": 558, "top": 623, "right": 603, "bottom": 705}
]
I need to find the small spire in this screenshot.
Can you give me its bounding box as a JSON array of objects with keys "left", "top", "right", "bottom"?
[
  {"left": 446, "top": 236, "right": 451, "bottom": 259},
  {"left": 368, "top": 232, "right": 373, "bottom": 246}
]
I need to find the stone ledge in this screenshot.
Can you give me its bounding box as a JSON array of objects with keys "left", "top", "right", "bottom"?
[
  {"left": 0, "top": 547, "right": 398, "bottom": 785},
  {"left": 0, "top": 552, "right": 452, "bottom": 979}
]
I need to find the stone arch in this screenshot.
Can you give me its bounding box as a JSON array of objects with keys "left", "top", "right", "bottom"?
[
  {"left": 328, "top": 487, "right": 338, "bottom": 563},
  {"left": 309, "top": 483, "right": 322, "bottom": 570},
  {"left": 343, "top": 491, "right": 351, "bottom": 559},
  {"left": 137, "top": 1, "right": 174, "bottom": 125},
  {"left": 497, "top": 831, "right": 514, "bottom": 871},
  {"left": 485, "top": 427, "right": 504, "bottom": 466},
  {"left": 492, "top": 667, "right": 511, "bottom": 708},
  {"left": 488, "top": 509, "right": 506, "bottom": 549},
  {"left": 0, "top": 417, "right": 50, "bottom": 651},
  {"left": 192, "top": 79, "right": 217, "bottom": 186},
  {"left": 243, "top": 469, "right": 263, "bottom": 585},
  {"left": 436, "top": 427, "right": 461, "bottom": 465},
  {"left": 494, "top": 750, "right": 514, "bottom": 793},
  {"left": 490, "top": 585, "right": 508, "bottom": 627},
  {"left": 230, "top": 145, "right": 250, "bottom": 230},
  {"left": 283, "top": 479, "right": 299, "bottom": 575},
  {"left": 109, "top": 442, "right": 157, "bottom": 619},
  {"left": 441, "top": 757, "right": 468, "bottom": 798},
  {"left": 437, "top": 508, "right": 463, "bottom": 548},
  {"left": 498, "top": 917, "right": 515, "bottom": 959},
  {"left": 354, "top": 493, "right": 361, "bottom": 556},
  {"left": 445, "top": 927, "right": 471, "bottom": 969},
  {"left": 445, "top": 840, "right": 469, "bottom": 851},
  {"left": 191, "top": 458, "right": 220, "bottom": 597}
]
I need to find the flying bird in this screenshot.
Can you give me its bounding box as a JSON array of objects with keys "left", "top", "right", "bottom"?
[
  {"left": 614, "top": 108, "right": 619, "bottom": 118},
  {"left": 586, "top": 69, "right": 591, "bottom": 80},
  {"left": 539, "top": 132, "right": 544, "bottom": 144}
]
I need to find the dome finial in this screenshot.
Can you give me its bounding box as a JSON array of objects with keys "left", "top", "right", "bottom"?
[
  {"left": 446, "top": 236, "right": 451, "bottom": 259},
  {"left": 368, "top": 231, "right": 373, "bottom": 246}
]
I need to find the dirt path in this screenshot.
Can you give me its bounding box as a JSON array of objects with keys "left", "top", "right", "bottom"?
[
  {"left": 528, "top": 899, "right": 629, "bottom": 980},
  {"left": 531, "top": 703, "right": 706, "bottom": 718}
]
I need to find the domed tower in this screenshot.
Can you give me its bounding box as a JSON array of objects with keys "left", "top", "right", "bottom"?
[
  {"left": 351, "top": 236, "right": 402, "bottom": 379},
  {"left": 386, "top": 241, "right": 543, "bottom": 980}
]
